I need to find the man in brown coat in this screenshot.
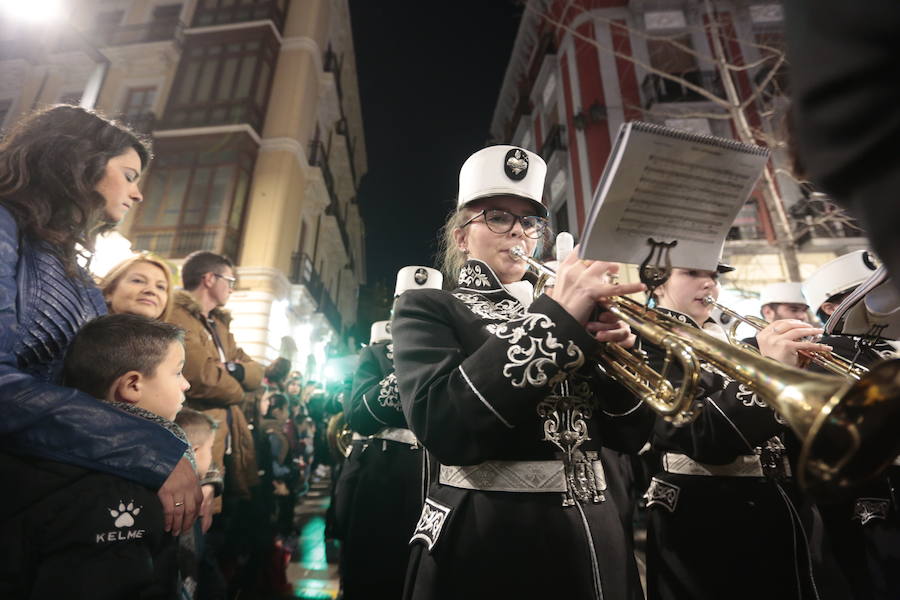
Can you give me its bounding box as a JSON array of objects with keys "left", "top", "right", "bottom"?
[{"left": 168, "top": 251, "right": 264, "bottom": 504}]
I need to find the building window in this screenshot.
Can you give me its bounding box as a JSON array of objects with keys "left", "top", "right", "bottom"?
[
  {"left": 728, "top": 199, "right": 764, "bottom": 240},
  {"left": 120, "top": 86, "right": 158, "bottom": 132},
  {"left": 520, "top": 129, "right": 533, "bottom": 151},
  {"left": 542, "top": 73, "right": 557, "bottom": 106},
  {"left": 163, "top": 28, "right": 278, "bottom": 134},
  {"left": 554, "top": 202, "right": 570, "bottom": 237},
  {"left": 122, "top": 86, "right": 157, "bottom": 117},
  {"left": 132, "top": 133, "right": 256, "bottom": 259}
]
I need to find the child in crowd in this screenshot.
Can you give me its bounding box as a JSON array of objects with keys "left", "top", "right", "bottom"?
[
  {"left": 0, "top": 313, "right": 191, "bottom": 599},
  {"left": 174, "top": 408, "right": 220, "bottom": 600}
]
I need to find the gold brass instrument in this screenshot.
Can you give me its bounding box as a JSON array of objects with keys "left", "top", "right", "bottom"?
[
  {"left": 705, "top": 296, "right": 869, "bottom": 381},
  {"left": 512, "top": 245, "right": 700, "bottom": 424},
  {"left": 511, "top": 246, "right": 900, "bottom": 491},
  {"left": 326, "top": 411, "right": 353, "bottom": 461}
]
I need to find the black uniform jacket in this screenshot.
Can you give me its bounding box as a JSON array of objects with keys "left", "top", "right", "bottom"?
[
  {"left": 392, "top": 259, "right": 652, "bottom": 600},
  {"left": 335, "top": 339, "right": 424, "bottom": 599},
  {"left": 642, "top": 308, "right": 841, "bottom": 600},
  {"left": 0, "top": 452, "right": 177, "bottom": 599},
  {"left": 814, "top": 334, "right": 900, "bottom": 600},
  {"left": 347, "top": 341, "right": 404, "bottom": 434}
]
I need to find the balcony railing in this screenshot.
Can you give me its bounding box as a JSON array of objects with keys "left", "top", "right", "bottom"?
[
  {"left": 290, "top": 252, "right": 323, "bottom": 297},
  {"left": 538, "top": 124, "right": 566, "bottom": 161},
  {"left": 160, "top": 99, "right": 266, "bottom": 135},
  {"left": 308, "top": 139, "right": 353, "bottom": 267},
  {"left": 289, "top": 252, "right": 342, "bottom": 333},
  {"left": 318, "top": 287, "right": 342, "bottom": 334},
  {"left": 641, "top": 70, "right": 725, "bottom": 107},
  {"left": 192, "top": 0, "right": 287, "bottom": 34},
  {"left": 91, "top": 18, "right": 184, "bottom": 47},
  {"left": 133, "top": 227, "right": 222, "bottom": 258}
]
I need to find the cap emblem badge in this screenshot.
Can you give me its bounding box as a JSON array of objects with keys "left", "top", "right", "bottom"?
[
  {"left": 504, "top": 148, "right": 529, "bottom": 181},
  {"left": 414, "top": 268, "right": 429, "bottom": 285}
]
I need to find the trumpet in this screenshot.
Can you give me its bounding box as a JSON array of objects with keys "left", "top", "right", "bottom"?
[
  {"left": 705, "top": 296, "right": 869, "bottom": 381},
  {"left": 511, "top": 246, "right": 900, "bottom": 491}
]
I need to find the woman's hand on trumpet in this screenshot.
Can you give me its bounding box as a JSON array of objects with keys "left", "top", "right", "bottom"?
[
  {"left": 756, "top": 319, "right": 832, "bottom": 367},
  {"left": 551, "top": 246, "right": 645, "bottom": 343},
  {"left": 587, "top": 312, "right": 637, "bottom": 347}
]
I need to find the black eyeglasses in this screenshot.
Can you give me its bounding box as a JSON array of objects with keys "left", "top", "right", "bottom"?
[
  {"left": 461, "top": 209, "right": 548, "bottom": 239},
  {"left": 214, "top": 273, "right": 237, "bottom": 289}
]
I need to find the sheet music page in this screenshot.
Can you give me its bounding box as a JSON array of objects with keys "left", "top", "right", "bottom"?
[{"left": 578, "top": 122, "right": 769, "bottom": 271}]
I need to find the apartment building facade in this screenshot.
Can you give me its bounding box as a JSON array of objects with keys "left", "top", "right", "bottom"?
[
  {"left": 0, "top": 0, "right": 367, "bottom": 378},
  {"left": 489, "top": 0, "right": 867, "bottom": 297}
]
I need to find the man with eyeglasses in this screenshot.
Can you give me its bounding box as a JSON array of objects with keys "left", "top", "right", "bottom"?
[{"left": 167, "top": 250, "right": 264, "bottom": 599}]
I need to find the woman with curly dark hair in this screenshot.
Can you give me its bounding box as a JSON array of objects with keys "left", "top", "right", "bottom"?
[{"left": 0, "top": 105, "right": 201, "bottom": 534}]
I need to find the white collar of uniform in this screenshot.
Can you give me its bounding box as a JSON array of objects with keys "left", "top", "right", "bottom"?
[
  {"left": 504, "top": 280, "right": 535, "bottom": 309},
  {"left": 458, "top": 258, "right": 534, "bottom": 308}
]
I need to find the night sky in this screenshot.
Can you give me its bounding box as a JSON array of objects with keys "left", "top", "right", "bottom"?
[{"left": 349, "top": 0, "right": 523, "bottom": 289}]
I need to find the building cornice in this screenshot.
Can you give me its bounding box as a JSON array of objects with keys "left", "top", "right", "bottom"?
[
  {"left": 260, "top": 137, "right": 310, "bottom": 173},
  {"left": 281, "top": 36, "right": 322, "bottom": 72}
]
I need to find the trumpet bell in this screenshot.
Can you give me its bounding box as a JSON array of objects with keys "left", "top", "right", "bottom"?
[
  {"left": 801, "top": 359, "right": 900, "bottom": 491},
  {"left": 326, "top": 411, "right": 354, "bottom": 462}
]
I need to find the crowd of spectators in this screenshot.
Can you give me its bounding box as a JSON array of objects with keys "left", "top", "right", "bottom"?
[{"left": 0, "top": 105, "right": 345, "bottom": 600}]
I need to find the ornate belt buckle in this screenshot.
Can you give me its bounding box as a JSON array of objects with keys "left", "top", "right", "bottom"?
[
  {"left": 562, "top": 450, "right": 605, "bottom": 506},
  {"left": 758, "top": 439, "right": 788, "bottom": 481}
]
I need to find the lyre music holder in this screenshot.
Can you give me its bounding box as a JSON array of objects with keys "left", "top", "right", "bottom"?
[{"left": 639, "top": 238, "right": 678, "bottom": 302}]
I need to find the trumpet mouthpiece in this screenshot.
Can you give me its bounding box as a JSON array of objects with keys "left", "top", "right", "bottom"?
[
  {"left": 703, "top": 295, "right": 716, "bottom": 306},
  {"left": 510, "top": 246, "right": 526, "bottom": 260}
]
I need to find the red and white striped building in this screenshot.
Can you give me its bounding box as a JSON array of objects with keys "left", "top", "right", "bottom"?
[{"left": 490, "top": 0, "right": 866, "bottom": 296}]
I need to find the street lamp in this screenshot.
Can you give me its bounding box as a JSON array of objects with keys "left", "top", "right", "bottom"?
[
  {"left": 0, "top": 0, "right": 109, "bottom": 110},
  {"left": 0, "top": 0, "right": 63, "bottom": 23}
]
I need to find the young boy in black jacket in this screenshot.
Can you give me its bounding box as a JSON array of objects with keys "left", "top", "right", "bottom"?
[{"left": 0, "top": 314, "right": 191, "bottom": 600}]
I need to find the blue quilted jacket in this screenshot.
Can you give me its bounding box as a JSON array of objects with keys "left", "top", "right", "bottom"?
[{"left": 0, "top": 206, "right": 185, "bottom": 487}]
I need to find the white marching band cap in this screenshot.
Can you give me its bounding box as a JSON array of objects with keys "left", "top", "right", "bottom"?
[
  {"left": 759, "top": 282, "right": 808, "bottom": 307},
  {"left": 458, "top": 145, "right": 548, "bottom": 217},
  {"left": 803, "top": 250, "right": 879, "bottom": 310},
  {"left": 395, "top": 266, "right": 443, "bottom": 297},
  {"left": 369, "top": 320, "right": 391, "bottom": 344}
]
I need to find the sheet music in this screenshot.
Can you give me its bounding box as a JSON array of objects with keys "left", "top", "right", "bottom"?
[{"left": 578, "top": 122, "right": 769, "bottom": 271}]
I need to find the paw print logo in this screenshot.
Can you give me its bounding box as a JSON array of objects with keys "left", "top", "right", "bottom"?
[{"left": 109, "top": 501, "right": 141, "bottom": 528}]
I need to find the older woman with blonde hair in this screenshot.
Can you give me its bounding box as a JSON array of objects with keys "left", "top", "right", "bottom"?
[{"left": 100, "top": 253, "right": 176, "bottom": 321}]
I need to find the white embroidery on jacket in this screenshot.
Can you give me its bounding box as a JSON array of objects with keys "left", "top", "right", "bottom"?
[
  {"left": 386, "top": 343, "right": 394, "bottom": 360},
  {"left": 377, "top": 373, "right": 400, "bottom": 410},
  {"left": 494, "top": 313, "right": 583, "bottom": 388},
  {"left": 853, "top": 498, "right": 891, "bottom": 525},
  {"left": 452, "top": 293, "right": 525, "bottom": 321},
  {"left": 457, "top": 263, "right": 492, "bottom": 289},
  {"left": 735, "top": 383, "right": 766, "bottom": 408}
]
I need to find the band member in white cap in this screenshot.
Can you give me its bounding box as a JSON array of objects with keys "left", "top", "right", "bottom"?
[
  {"left": 759, "top": 281, "right": 811, "bottom": 323},
  {"left": 803, "top": 249, "right": 879, "bottom": 324},
  {"left": 393, "top": 145, "right": 652, "bottom": 600},
  {"left": 336, "top": 267, "right": 443, "bottom": 600},
  {"left": 810, "top": 265, "right": 900, "bottom": 600},
  {"left": 641, "top": 257, "right": 845, "bottom": 599}
]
